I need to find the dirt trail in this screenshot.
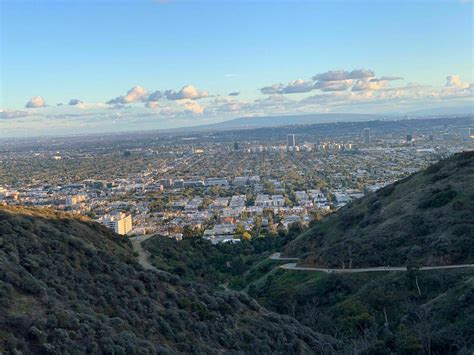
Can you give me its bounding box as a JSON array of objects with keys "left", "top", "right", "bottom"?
[{"left": 130, "top": 235, "right": 160, "bottom": 271}]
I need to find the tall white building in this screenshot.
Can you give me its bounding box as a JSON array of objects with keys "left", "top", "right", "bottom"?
[
  {"left": 99, "top": 213, "right": 133, "bottom": 235},
  {"left": 287, "top": 134, "right": 296, "bottom": 148},
  {"left": 460, "top": 128, "right": 472, "bottom": 142},
  {"left": 363, "top": 128, "right": 371, "bottom": 145}
]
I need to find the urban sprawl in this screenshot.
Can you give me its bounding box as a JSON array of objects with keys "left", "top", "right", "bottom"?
[{"left": 1, "top": 119, "right": 472, "bottom": 244}]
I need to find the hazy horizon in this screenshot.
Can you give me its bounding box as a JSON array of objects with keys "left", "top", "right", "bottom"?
[{"left": 1, "top": 0, "right": 473, "bottom": 137}]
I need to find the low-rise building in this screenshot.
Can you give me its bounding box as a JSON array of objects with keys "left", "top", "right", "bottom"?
[{"left": 206, "top": 178, "right": 229, "bottom": 187}]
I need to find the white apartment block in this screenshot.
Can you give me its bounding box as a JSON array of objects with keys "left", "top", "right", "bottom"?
[
  {"left": 255, "top": 194, "right": 285, "bottom": 208},
  {"left": 99, "top": 213, "right": 133, "bottom": 235}
]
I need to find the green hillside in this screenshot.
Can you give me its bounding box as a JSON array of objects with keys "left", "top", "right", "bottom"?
[
  {"left": 142, "top": 232, "right": 295, "bottom": 289},
  {"left": 284, "top": 151, "right": 474, "bottom": 268},
  {"left": 242, "top": 151, "right": 474, "bottom": 354},
  {"left": 0, "top": 207, "right": 335, "bottom": 354},
  {"left": 248, "top": 267, "right": 474, "bottom": 354}
]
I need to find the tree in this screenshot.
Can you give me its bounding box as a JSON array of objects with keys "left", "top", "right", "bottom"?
[
  {"left": 242, "top": 232, "right": 252, "bottom": 241},
  {"left": 200, "top": 197, "right": 213, "bottom": 210},
  {"left": 253, "top": 216, "right": 262, "bottom": 237},
  {"left": 235, "top": 223, "right": 246, "bottom": 236},
  {"left": 183, "top": 225, "right": 201, "bottom": 238},
  {"left": 210, "top": 185, "right": 221, "bottom": 195}
]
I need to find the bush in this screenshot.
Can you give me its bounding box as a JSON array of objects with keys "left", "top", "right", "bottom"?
[{"left": 418, "top": 189, "right": 457, "bottom": 209}]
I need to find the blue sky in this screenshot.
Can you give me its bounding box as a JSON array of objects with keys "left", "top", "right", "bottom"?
[{"left": 1, "top": 0, "right": 473, "bottom": 136}]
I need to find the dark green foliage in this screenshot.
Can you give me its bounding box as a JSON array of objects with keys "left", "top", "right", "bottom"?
[
  {"left": 144, "top": 223, "right": 306, "bottom": 288},
  {"left": 144, "top": 233, "right": 292, "bottom": 287},
  {"left": 0, "top": 206, "right": 334, "bottom": 354},
  {"left": 249, "top": 269, "right": 474, "bottom": 354},
  {"left": 430, "top": 172, "right": 450, "bottom": 183},
  {"left": 418, "top": 187, "right": 457, "bottom": 209},
  {"left": 378, "top": 184, "right": 395, "bottom": 197}
]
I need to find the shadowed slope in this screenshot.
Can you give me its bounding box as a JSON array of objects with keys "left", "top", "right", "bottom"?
[{"left": 0, "top": 206, "right": 335, "bottom": 354}]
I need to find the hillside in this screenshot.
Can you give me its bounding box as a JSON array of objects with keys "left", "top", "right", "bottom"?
[
  {"left": 248, "top": 265, "right": 474, "bottom": 354},
  {"left": 247, "top": 153, "right": 474, "bottom": 353},
  {"left": 284, "top": 151, "right": 474, "bottom": 268},
  {"left": 142, "top": 231, "right": 295, "bottom": 288},
  {"left": 0, "top": 207, "right": 335, "bottom": 354}
]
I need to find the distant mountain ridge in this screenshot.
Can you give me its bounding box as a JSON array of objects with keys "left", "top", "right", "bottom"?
[
  {"left": 405, "top": 105, "right": 473, "bottom": 117},
  {"left": 194, "top": 113, "right": 389, "bottom": 131},
  {"left": 168, "top": 109, "right": 473, "bottom": 133}
]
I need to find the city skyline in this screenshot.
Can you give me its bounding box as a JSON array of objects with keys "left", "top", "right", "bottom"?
[{"left": 1, "top": 0, "right": 473, "bottom": 137}]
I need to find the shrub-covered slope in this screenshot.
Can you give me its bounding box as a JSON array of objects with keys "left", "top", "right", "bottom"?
[
  {"left": 285, "top": 151, "right": 474, "bottom": 267},
  {"left": 248, "top": 267, "right": 474, "bottom": 354},
  {"left": 143, "top": 233, "right": 293, "bottom": 288},
  {"left": 0, "top": 207, "right": 335, "bottom": 354}
]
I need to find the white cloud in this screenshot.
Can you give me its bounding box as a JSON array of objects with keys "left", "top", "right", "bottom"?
[
  {"left": 281, "top": 79, "right": 314, "bottom": 94},
  {"left": 165, "top": 85, "right": 209, "bottom": 100},
  {"left": 145, "top": 101, "right": 160, "bottom": 109},
  {"left": 261, "top": 79, "right": 313, "bottom": 94},
  {"left": 177, "top": 99, "right": 205, "bottom": 114},
  {"left": 260, "top": 84, "right": 283, "bottom": 95},
  {"left": 352, "top": 78, "right": 390, "bottom": 91},
  {"left": 147, "top": 90, "right": 163, "bottom": 101},
  {"left": 69, "top": 98, "right": 83, "bottom": 106},
  {"left": 314, "top": 79, "right": 353, "bottom": 92},
  {"left": 107, "top": 85, "right": 148, "bottom": 104},
  {"left": 108, "top": 104, "right": 131, "bottom": 110},
  {"left": 262, "top": 69, "right": 401, "bottom": 95},
  {"left": 446, "top": 74, "right": 470, "bottom": 89},
  {"left": 0, "top": 109, "right": 31, "bottom": 120},
  {"left": 25, "top": 96, "right": 46, "bottom": 108},
  {"left": 312, "top": 69, "right": 374, "bottom": 81},
  {"left": 372, "top": 76, "right": 403, "bottom": 82},
  {"left": 106, "top": 85, "right": 209, "bottom": 108}
]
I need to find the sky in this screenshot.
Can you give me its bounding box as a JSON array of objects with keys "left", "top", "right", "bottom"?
[{"left": 0, "top": 0, "right": 473, "bottom": 137}]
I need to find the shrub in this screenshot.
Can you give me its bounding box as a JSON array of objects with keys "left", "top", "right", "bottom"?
[{"left": 418, "top": 190, "right": 457, "bottom": 209}]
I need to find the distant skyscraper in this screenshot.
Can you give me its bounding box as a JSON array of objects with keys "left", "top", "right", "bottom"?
[
  {"left": 460, "top": 128, "right": 472, "bottom": 142},
  {"left": 363, "top": 128, "right": 371, "bottom": 145},
  {"left": 234, "top": 142, "right": 239, "bottom": 150},
  {"left": 406, "top": 134, "right": 413, "bottom": 143},
  {"left": 287, "top": 134, "right": 296, "bottom": 148}
]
